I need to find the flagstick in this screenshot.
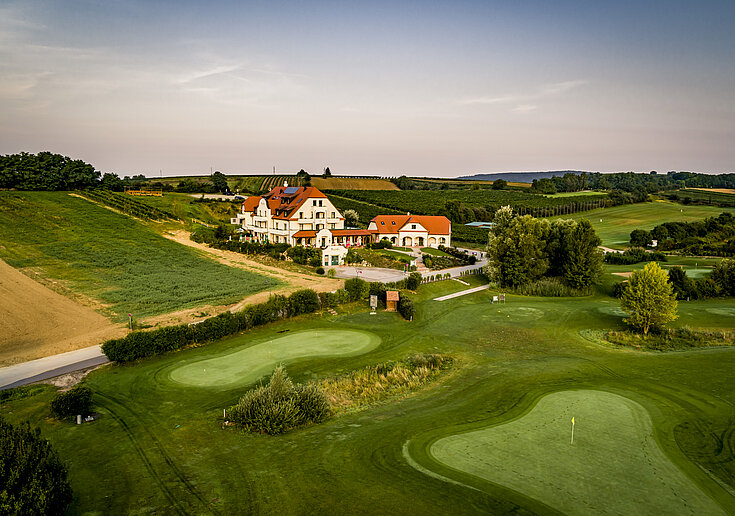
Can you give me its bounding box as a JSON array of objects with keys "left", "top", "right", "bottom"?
[{"left": 571, "top": 417, "right": 575, "bottom": 445}]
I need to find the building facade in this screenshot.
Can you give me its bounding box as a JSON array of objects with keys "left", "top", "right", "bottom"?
[{"left": 367, "top": 214, "right": 451, "bottom": 248}]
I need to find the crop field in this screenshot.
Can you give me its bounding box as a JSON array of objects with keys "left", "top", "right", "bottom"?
[
  {"left": 0, "top": 192, "right": 275, "bottom": 322},
  {"left": 113, "top": 192, "right": 237, "bottom": 226},
  {"left": 672, "top": 188, "right": 735, "bottom": 207},
  {"left": 310, "top": 177, "right": 398, "bottom": 190},
  {"left": 548, "top": 200, "right": 735, "bottom": 248},
  {"left": 3, "top": 277, "right": 735, "bottom": 513},
  {"left": 328, "top": 189, "right": 608, "bottom": 218}
]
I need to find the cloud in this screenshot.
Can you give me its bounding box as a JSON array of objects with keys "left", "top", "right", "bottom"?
[
  {"left": 512, "top": 104, "right": 537, "bottom": 114},
  {"left": 457, "top": 80, "right": 588, "bottom": 110}
]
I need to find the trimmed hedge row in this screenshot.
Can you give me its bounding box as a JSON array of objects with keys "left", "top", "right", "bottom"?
[{"left": 103, "top": 290, "right": 321, "bottom": 362}]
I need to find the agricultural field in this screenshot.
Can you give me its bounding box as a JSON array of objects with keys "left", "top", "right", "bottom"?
[
  {"left": 0, "top": 192, "right": 275, "bottom": 322},
  {"left": 3, "top": 277, "right": 735, "bottom": 513},
  {"left": 310, "top": 177, "right": 398, "bottom": 190},
  {"left": 329, "top": 189, "right": 608, "bottom": 218},
  {"left": 669, "top": 188, "right": 735, "bottom": 207},
  {"left": 547, "top": 200, "right": 735, "bottom": 249},
  {"left": 115, "top": 191, "right": 240, "bottom": 227}
]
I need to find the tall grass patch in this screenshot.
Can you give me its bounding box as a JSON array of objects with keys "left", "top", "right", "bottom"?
[{"left": 319, "top": 354, "right": 453, "bottom": 410}]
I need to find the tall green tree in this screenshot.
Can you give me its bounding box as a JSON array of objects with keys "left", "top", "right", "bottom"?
[
  {"left": 562, "top": 219, "right": 603, "bottom": 289},
  {"left": 486, "top": 207, "right": 549, "bottom": 287},
  {"left": 620, "top": 262, "right": 678, "bottom": 334},
  {"left": 210, "top": 171, "right": 228, "bottom": 192}
]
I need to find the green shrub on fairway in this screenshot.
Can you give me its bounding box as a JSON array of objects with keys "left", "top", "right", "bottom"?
[
  {"left": 50, "top": 386, "right": 93, "bottom": 419},
  {"left": 398, "top": 294, "right": 415, "bottom": 320},
  {"left": 229, "top": 366, "right": 329, "bottom": 435},
  {"left": 0, "top": 417, "right": 72, "bottom": 515}
]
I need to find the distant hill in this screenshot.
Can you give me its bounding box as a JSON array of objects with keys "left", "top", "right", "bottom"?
[{"left": 457, "top": 171, "right": 592, "bottom": 182}]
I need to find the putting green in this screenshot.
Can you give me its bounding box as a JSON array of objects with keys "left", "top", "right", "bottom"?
[
  {"left": 169, "top": 329, "right": 380, "bottom": 388},
  {"left": 430, "top": 390, "right": 724, "bottom": 515}
]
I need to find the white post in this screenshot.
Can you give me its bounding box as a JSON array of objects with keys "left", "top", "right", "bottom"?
[
  {"left": 571, "top": 417, "right": 575, "bottom": 444},
  {"left": 77, "top": 415, "right": 82, "bottom": 425}
]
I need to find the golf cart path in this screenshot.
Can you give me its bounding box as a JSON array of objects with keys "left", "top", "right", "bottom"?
[
  {"left": 0, "top": 344, "right": 107, "bottom": 390},
  {"left": 434, "top": 284, "right": 490, "bottom": 301}
]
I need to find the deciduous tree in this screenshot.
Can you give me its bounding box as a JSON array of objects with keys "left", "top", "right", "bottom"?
[{"left": 620, "top": 262, "right": 678, "bottom": 334}]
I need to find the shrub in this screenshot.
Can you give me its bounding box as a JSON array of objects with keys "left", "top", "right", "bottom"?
[
  {"left": 288, "top": 289, "right": 320, "bottom": 316},
  {"left": 0, "top": 417, "right": 73, "bottom": 515},
  {"left": 512, "top": 277, "right": 589, "bottom": 297},
  {"left": 315, "top": 267, "right": 325, "bottom": 275},
  {"left": 344, "top": 278, "right": 369, "bottom": 301},
  {"left": 50, "top": 386, "right": 93, "bottom": 419},
  {"left": 326, "top": 268, "right": 336, "bottom": 278},
  {"left": 406, "top": 272, "right": 422, "bottom": 290},
  {"left": 398, "top": 294, "right": 415, "bottom": 320},
  {"left": 228, "top": 366, "right": 329, "bottom": 435}
]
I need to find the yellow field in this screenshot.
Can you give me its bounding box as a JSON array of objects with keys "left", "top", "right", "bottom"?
[
  {"left": 689, "top": 188, "right": 735, "bottom": 195},
  {"left": 310, "top": 177, "right": 399, "bottom": 190}
]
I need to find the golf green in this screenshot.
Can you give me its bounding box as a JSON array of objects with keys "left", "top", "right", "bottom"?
[
  {"left": 169, "top": 329, "right": 381, "bottom": 388},
  {"left": 430, "top": 390, "right": 724, "bottom": 516}
]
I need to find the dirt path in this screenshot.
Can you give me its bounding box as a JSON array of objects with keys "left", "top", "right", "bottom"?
[
  {"left": 0, "top": 259, "right": 126, "bottom": 367},
  {"left": 143, "top": 231, "right": 342, "bottom": 327}
]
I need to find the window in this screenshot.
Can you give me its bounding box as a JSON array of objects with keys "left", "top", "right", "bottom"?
[
  {"left": 318, "top": 200, "right": 323, "bottom": 207},
  {"left": 411, "top": 224, "right": 416, "bottom": 229},
  {"left": 312, "top": 200, "right": 317, "bottom": 206},
  {"left": 299, "top": 212, "right": 303, "bottom": 218},
  {"left": 331, "top": 212, "right": 335, "bottom": 218},
  {"left": 380, "top": 221, "right": 385, "bottom": 225},
  {"left": 391, "top": 221, "right": 395, "bottom": 225}
]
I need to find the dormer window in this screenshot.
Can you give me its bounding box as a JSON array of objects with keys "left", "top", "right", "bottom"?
[
  {"left": 380, "top": 221, "right": 385, "bottom": 225},
  {"left": 391, "top": 221, "right": 395, "bottom": 225}
]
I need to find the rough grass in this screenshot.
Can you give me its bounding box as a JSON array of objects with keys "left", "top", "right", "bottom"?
[
  {"left": 319, "top": 354, "right": 453, "bottom": 411},
  {"left": 0, "top": 192, "right": 273, "bottom": 321}
]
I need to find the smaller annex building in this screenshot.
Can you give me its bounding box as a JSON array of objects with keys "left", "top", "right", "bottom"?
[{"left": 368, "top": 214, "right": 451, "bottom": 248}]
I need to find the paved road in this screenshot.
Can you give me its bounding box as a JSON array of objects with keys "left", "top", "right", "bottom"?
[
  {"left": 433, "top": 284, "right": 491, "bottom": 301},
  {"left": 0, "top": 345, "right": 108, "bottom": 390},
  {"left": 333, "top": 266, "right": 408, "bottom": 283}
]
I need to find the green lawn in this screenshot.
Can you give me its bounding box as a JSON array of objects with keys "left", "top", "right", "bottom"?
[
  {"left": 420, "top": 247, "right": 451, "bottom": 257},
  {"left": 430, "top": 390, "right": 723, "bottom": 515},
  {"left": 548, "top": 200, "right": 735, "bottom": 248},
  {"left": 3, "top": 275, "right": 735, "bottom": 513},
  {"left": 0, "top": 192, "right": 276, "bottom": 321}
]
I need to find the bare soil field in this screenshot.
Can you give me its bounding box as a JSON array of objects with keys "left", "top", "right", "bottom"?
[{"left": 0, "top": 259, "right": 125, "bottom": 366}]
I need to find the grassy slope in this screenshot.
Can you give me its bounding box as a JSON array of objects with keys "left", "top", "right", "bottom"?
[
  {"left": 2, "top": 277, "right": 735, "bottom": 514},
  {"left": 0, "top": 192, "right": 274, "bottom": 321},
  {"left": 548, "top": 200, "right": 735, "bottom": 248}
]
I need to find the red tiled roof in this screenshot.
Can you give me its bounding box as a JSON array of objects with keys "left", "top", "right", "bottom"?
[
  {"left": 293, "top": 230, "right": 317, "bottom": 238},
  {"left": 386, "top": 290, "right": 399, "bottom": 301},
  {"left": 241, "top": 186, "right": 329, "bottom": 220},
  {"left": 370, "top": 215, "right": 450, "bottom": 235},
  {"left": 329, "top": 229, "right": 373, "bottom": 237}
]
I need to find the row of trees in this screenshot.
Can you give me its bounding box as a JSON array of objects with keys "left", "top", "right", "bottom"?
[
  {"left": 631, "top": 212, "right": 735, "bottom": 256},
  {"left": 484, "top": 206, "right": 603, "bottom": 290},
  {"left": 0, "top": 151, "right": 232, "bottom": 194}
]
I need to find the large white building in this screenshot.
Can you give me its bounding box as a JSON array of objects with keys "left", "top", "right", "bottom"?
[{"left": 231, "top": 184, "right": 371, "bottom": 248}]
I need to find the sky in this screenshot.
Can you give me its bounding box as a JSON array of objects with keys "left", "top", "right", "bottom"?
[{"left": 1, "top": 0, "right": 734, "bottom": 178}]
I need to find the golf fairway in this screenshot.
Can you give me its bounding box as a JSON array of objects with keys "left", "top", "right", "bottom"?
[
  {"left": 169, "top": 329, "right": 380, "bottom": 387},
  {"left": 430, "top": 390, "right": 724, "bottom": 515}
]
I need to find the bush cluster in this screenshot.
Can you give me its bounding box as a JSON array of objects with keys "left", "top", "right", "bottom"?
[
  {"left": 50, "top": 386, "right": 93, "bottom": 418},
  {"left": 604, "top": 248, "right": 667, "bottom": 265},
  {"left": 511, "top": 277, "right": 590, "bottom": 297},
  {"left": 397, "top": 295, "right": 415, "bottom": 320},
  {"left": 630, "top": 212, "right": 735, "bottom": 256},
  {"left": 437, "top": 245, "right": 477, "bottom": 265},
  {"left": 0, "top": 417, "right": 73, "bottom": 515},
  {"left": 228, "top": 366, "right": 329, "bottom": 435},
  {"left": 667, "top": 260, "right": 735, "bottom": 300},
  {"left": 606, "top": 327, "right": 734, "bottom": 351}
]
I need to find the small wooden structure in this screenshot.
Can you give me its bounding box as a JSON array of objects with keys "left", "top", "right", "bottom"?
[{"left": 386, "top": 290, "right": 399, "bottom": 312}]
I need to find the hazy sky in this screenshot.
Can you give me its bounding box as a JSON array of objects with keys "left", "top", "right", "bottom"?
[{"left": 1, "top": 1, "right": 734, "bottom": 177}]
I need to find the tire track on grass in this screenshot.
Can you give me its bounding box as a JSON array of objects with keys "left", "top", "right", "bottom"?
[{"left": 96, "top": 392, "right": 217, "bottom": 514}]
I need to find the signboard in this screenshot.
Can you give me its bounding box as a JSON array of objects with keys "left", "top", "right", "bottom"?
[
  {"left": 492, "top": 296, "right": 498, "bottom": 303},
  {"left": 370, "top": 295, "right": 378, "bottom": 310},
  {"left": 499, "top": 294, "right": 506, "bottom": 303}
]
